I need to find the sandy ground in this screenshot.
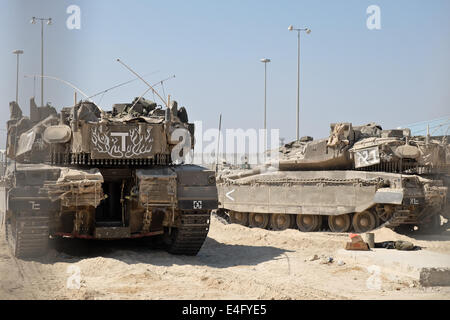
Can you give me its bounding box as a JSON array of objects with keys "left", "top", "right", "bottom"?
[{"left": 1, "top": 215, "right": 450, "bottom": 300}]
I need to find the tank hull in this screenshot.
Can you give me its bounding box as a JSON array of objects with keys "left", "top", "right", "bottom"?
[
  {"left": 3, "top": 163, "right": 217, "bottom": 258},
  {"left": 217, "top": 169, "right": 447, "bottom": 233}
]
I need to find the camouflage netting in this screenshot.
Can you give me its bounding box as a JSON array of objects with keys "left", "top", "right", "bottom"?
[{"left": 327, "top": 123, "right": 350, "bottom": 148}]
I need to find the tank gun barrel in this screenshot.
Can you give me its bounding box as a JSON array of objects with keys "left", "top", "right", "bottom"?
[{"left": 220, "top": 163, "right": 274, "bottom": 180}]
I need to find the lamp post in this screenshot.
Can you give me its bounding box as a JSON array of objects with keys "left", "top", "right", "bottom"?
[
  {"left": 12, "top": 50, "right": 24, "bottom": 104},
  {"left": 288, "top": 25, "right": 311, "bottom": 141},
  {"left": 30, "top": 16, "right": 52, "bottom": 107},
  {"left": 260, "top": 58, "right": 271, "bottom": 152}
]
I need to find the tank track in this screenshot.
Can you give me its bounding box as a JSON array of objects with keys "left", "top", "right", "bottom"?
[
  {"left": 165, "top": 210, "right": 211, "bottom": 255},
  {"left": 381, "top": 209, "right": 450, "bottom": 234},
  {"left": 376, "top": 209, "right": 411, "bottom": 230},
  {"left": 221, "top": 207, "right": 446, "bottom": 234},
  {"left": 6, "top": 215, "right": 49, "bottom": 259}
]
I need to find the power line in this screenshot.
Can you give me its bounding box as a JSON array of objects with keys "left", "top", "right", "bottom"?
[
  {"left": 402, "top": 116, "right": 450, "bottom": 128},
  {"left": 412, "top": 121, "right": 450, "bottom": 135}
]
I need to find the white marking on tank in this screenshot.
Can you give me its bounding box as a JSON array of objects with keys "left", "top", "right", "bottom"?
[
  {"left": 29, "top": 201, "right": 40, "bottom": 210},
  {"left": 193, "top": 201, "right": 203, "bottom": 209},
  {"left": 91, "top": 127, "right": 153, "bottom": 158},
  {"left": 226, "top": 189, "right": 235, "bottom": 201},
  {"left": 110, "top": 132, "right": 129, "bottom": 151}
]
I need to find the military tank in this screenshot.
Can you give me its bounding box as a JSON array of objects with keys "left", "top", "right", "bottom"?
[
  {"left": 217, "top": 123, "right": 449, "bottom": 234},
  {"left": 1, "top": 96, "right": 218, "bottom": 258}
]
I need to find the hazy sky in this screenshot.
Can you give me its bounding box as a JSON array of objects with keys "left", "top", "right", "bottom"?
[{"left": 0, "top": 0, "right": 449, "bottom": 148}]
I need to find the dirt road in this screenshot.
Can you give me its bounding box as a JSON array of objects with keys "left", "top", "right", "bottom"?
[{"left": 1, "top": 215, "right": 449, "bottom": 300}]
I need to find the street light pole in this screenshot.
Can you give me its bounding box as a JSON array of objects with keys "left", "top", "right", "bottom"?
[
  {"left": 12, "top": 50, "right": 24, "bottom": 104},
  {"left": 288, "top": 25, "right": 311, "bottom": 141},
  {"left": 296, "top": 31, "right": 300, "bottom": 141},
  {"left": 260, "top": 58, "right": 271, "bottom": 152},
  {"left": 41, "top": 19, "right": 44, "bottom": 107},
  {"left": 31, "top": 16, "right": 52, "bottom": 107}
]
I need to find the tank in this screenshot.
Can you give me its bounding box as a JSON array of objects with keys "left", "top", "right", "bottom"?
[
  {"left": 217, "top": 122, "right": 449, "bottom": 234},
  {"left": 1, "top": 97, "right": 218, "bottom": 258}
]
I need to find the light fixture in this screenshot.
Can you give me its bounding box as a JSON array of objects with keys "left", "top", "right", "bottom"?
[
  {"left": 30, "top": 17, "right": 36, "bottom": 24},
  {"left": 288, "top": 25, "right": 293, "bottom": 31}
]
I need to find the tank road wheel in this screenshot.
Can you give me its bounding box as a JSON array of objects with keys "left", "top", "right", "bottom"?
[
  {"left": 164, "top": 210, "right": 211, "bottom": 256},
  {"left": 229, "top": 211, "right": 249, "bottom": 226},
  {"left": 270, "top": 214, "right": 292, "bottom": 231},
  {"left": 248, "top": 213, "right": 270, "bottom": 229},
  {"left": 352, "top": 211, "right": 377, "bottom": 233},
  {"left": 296, "top": 214, "right": 322, "bottom": 232},
  {"left": 328, "top": 214, "right": 351, "bottom": 233}
]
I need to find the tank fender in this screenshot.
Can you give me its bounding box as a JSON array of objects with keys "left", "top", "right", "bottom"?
[
  {"left": 373, "top": 188, "right": 404, "bottom": 205},
  {"left": 172, "top": 165, "right": 218, "bottom": 210}
]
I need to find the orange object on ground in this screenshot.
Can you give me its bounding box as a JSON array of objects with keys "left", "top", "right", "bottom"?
[
  {"left": 346, "top": 233, "right": 369, "bottom": 250},
  {"left": 345, "top": 241, "right": 369, "bottom": 251}
]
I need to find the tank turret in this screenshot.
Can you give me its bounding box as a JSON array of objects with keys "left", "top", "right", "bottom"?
[{"left": 277, "top": 122, "right": 449, "bottom": 174}]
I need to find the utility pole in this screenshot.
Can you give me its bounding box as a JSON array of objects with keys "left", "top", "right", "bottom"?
[
  {"left": 31, "top": 17, "right": 52, "bottom": 107},
  {"left": 12, "top": 50, "right": 24, "bottom": 104},
  {"left": 288, "top": 25, "right": 311, "bottom": 140},
  {"left": 260, "top": 58, "right": 271, "bottom": 152}
]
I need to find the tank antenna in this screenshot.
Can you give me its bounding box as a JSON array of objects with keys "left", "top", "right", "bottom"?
[
  {"left": 87, "top": 70, "right": 160, "bottom": 100},
  {"left": 128, "top": 75, "right": 176, "bottom": 111},
  {"left": 24, "top": 74, "right": 105, "bottom": 113},
  {"left": 24, "top": 74, "right": 91, "bottom": 102},
  {"left": 117, "top": 59, "right": 168, "bottom": 107},
  {"left": 129, "top": 87, "right": 153, "bottom": 110}
]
